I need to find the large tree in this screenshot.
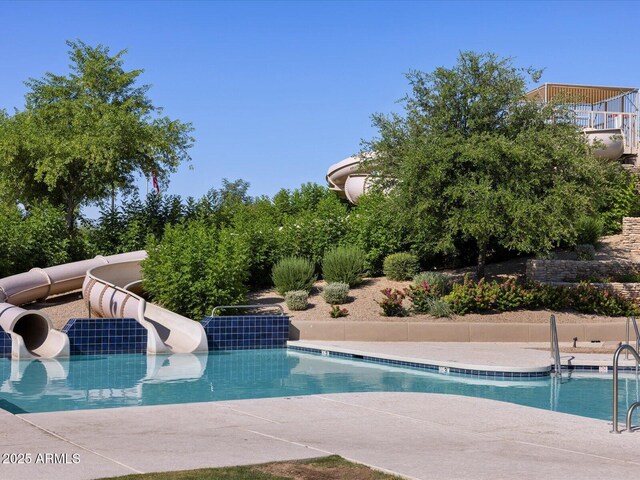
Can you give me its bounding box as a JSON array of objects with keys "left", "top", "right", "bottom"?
[
  {"left": 365, "top": 51, "right": 628, "bottom": 278},
  {"left": 0, "top": 40, "right": 194, "bottom": 236}
]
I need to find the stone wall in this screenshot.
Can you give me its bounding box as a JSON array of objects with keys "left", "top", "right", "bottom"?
[
  {"left": 622, "top": 217, "right": 640, "bottom": 257},
  {"left": 526, "top": 217, "right": 640, "bottom": 283},
  {"left": 526, "top": 259, "right": 639, "bottom": 283}
]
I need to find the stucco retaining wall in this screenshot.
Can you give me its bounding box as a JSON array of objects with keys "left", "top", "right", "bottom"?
[{"left": 289, "top": 320, "right": 630, "bottom": 342}]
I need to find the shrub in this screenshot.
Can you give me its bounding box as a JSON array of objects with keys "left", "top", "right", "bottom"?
[
  {"left": 275, "top": 192, "right": 348, "bottom": 267},
  {"left": 569, "top": 282, "right": 638, "bottom": 316},
  {"left": 285, "top": 290, "right": 309, "bottom": 311},
  {"left": 322, "top": 282, "right": 349, "bottom": 305},
  {"left": 272, "top": 256, "right": 316, "bottom": 295},
  {"left": 444, "top": 276, "right": 533, "bottom": 314},
  {"left": 405, "top": 281, "right": 438, "bottom": 314},
  {"left": 412, "top": 272, "right": 450, "bottom": 297},
  {"left": 329, "top": 305, "right": 349, "bottom": 318},
  {"left": 322, "top": 245, "right": 366, "bottom": 287},
  {"left": 383, "top": 252, "right": 419, "bottom": 281},
  {"left": 528, "top": 282, "right": 571, "bottom": 310},
  {"left": 428, "top": 298, "right": 452, "bottom": 318},
  {"left": 575, "top": 244, "right": 596, "bottom": 261},
  {"left": 142, "top": 220, "right": 250, "bottom": 319},
  {"left": 377, "top": 288, "right": 407, "bottom": 316},
  {"left": 345, "top": 193, "right": 409, "bottom": 275},
  {"left": 599, "top": 167, "right": 640, "bottom": 234},
  {"left": 575, "top": 216, "right": 604, "bottom": 246},
  {"left": 444, "top": 276, "right": 638, "bottom": 317}
]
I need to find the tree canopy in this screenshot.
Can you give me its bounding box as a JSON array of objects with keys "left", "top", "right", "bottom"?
[
  {"left": 0, "top": 40, "right": 194, "bottom": 237},
  {"left": 365, "top": 51, "right": 630, "bottom": 278}
]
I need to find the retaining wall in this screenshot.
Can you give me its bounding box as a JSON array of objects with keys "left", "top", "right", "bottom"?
[{"left": 526, "top": 217, "right": 640, "bottom": 283}]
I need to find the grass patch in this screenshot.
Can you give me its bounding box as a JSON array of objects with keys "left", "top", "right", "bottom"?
[{"left": 98, "top": 455, "right": 402, "bottom": 480}]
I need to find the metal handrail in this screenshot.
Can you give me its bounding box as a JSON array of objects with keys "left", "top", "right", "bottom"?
[
  {"left": 211, "top": 304, "right": 285, "bottom": 317},
  {"left": 611, "top": 344, "right": 640, "bottom": 433},
  {"left": 625, "top": 316, "right": 639, "bottom": 361},
  {"left": 550, "top": 314, "right": 562, "bottom": 378}
]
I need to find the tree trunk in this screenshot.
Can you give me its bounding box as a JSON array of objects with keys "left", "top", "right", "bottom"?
[
  {"left": 65, "top": 197, "right": 77, "bottom": 239},
  {"left": 476, "top": 242, "right": 487, "bottom": 280}
]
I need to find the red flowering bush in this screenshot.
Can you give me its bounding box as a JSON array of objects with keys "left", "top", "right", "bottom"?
[
  {"left": 444, "top": 275, "right": 638, "bottom": 316},
  {"left": 377, "top": 288, "right": 407, "bottom": 316}
]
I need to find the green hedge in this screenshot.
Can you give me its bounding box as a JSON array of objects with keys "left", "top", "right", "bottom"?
[{"left": 142, "top": 220, "right": 250, "bottom": 319}]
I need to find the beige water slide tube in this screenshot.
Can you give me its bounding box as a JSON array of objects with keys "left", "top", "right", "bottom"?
[
  {"left": 83, "top": 259, "right": 208, "bottom": 354},
  {"left": 0, "top": 252, "right": 142, "bottom": 359},
  {"left": 326, "top": 154, "right": 372, "bottom": 205},
  {"left": 0, "top": 251, "right": 208, "bottom": 359}
]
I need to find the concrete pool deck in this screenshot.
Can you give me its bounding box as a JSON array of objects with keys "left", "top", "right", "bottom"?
[
  {"left": 1, "top": 342, "right": 640, "bottom": 480},
  {"left": 290, "top": 340, "right": 640, "bottom": 371}
]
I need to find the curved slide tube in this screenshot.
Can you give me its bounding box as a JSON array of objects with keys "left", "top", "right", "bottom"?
[
  {"left": 584, "top": 128, "right": 625, "bottom": 160},
  {"left": 326, "top": 154, "right": 373, "bottom": 204},
  {"left": 327, "top": 130, "right": 625, "bottom": 205},
  {"left": 83, "top": 260, "right": 208, "bottom": 354},
  {"left": 0, "top": 251, "right": 145, "bottom": 359}
]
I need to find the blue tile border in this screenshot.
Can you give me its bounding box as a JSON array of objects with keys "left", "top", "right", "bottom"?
[
  {"left": 62, "top": 318, "right": 147, "bottom": 355},
  {"left": 201, "top": 315, "right": 289, "bottom": 350},
  {"left": 288, "top": 345, "right": 551, "bottom": 379},
  {"left": 0, "top": 325, "right": 11, "bottom": 359}
]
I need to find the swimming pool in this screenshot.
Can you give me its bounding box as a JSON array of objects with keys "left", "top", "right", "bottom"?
[{"left": 0, "top": 349, "right": 634, "bottom": 422}]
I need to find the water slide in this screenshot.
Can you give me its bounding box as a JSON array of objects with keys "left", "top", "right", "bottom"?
[
  {"left": 328, "top": 130, "right": 625, "bottom": 205},
  {"left": 326, "top": 154, "right": 372, "bottom": 204},
  {"left": 83, "top": 260, "right": 208, "bottom": 354},
  {"left": 0, "top": 251, "right": 207, "bottom": 359},
  {"left": 584, "top": 128, "right": 625, "bottom": 160}
]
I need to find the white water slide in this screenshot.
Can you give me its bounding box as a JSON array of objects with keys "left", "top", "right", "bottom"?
[
  {"left": 327, "top": 129, "right": 625, "bottom": 205},
  {"left": 326, "top": 154, "right": 372, "bottom": 204},
  {"left": 0, "top": 251, "right": 207, "bottom": 359}
]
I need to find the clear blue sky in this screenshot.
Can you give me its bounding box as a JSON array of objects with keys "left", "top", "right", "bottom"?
[{"left": 2, "top": 0, "right": 639, "bottom": 211}]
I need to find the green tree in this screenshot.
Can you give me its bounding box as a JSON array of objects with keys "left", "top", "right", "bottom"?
[
  {"left": 0, "top": 40, "right": 194, "bottom": 238},
  {"left": 365, "top": 51, "right": 626, "bottom": 278}
]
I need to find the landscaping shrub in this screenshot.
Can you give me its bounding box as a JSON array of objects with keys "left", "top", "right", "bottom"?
[
  {"left": 0, "top": 202, "right": 72, "bottom": 277},
  {"left": 444, "top": 276, "right": 534, "bottom": 314},
  {"left": 377, "top": 288, "right": 407, "bottom": 316},
  {"left": 322, "top": 282, "right": 349, "bottom": 305},
  {"left": 142, "top": 220, "right": 250, "bottom": 319},
  {"left": 272, "top": 256, "right": 316, "bottom": 295},
  {"left": 275, "top": 192, "right": 348, "bottom": 267},
  {"left": 322, "top": 245, "right": 366, "bottom": 287},
  {"left": 428, "top": 298, "right": 452, "bottom": 318},
  {"left": 575, "top": 244, "right": 596, "bottom": 261},
  {"left": 444, "top": 276, "right": 638, "bottom": 317},
  {"left": 528, "top": 282, "right": 571, "bottom": 311},
  {"left": 345, "top": 193, "right": 410, "bottom": 275},
  {"left": 575, "top": 216, "right": 604, "bottom": 246},
  {"left": 329, "top": 305, "right": 349, "bottom": 318},
  {"left": 383, "top": 252, "right": 420, "bottom": 281},
  {"left": 285, "top": 290, "right": 309, "bottom": 311},
  {"left": 598, "top": 167, "right": 640, "bottom": 234},
  {"left": 569, "top": 282, "right": 638, "bottom": 316},
  {"left": 412, "top": 272, "right": 450, "bottom": 296},
  {"left": 405, "top": 281, "right": 438, "bottom": 314}
]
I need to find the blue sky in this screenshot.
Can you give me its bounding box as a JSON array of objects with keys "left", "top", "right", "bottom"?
[{"left": 2, "top": 0, "right": 640, "bottom": 212}]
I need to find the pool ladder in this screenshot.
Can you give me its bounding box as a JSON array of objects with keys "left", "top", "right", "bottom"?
[{"left": 612, "top": 316, "right": 640, "bottom": 433}]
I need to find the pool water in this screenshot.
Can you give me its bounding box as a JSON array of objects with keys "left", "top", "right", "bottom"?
[{"left": 0, "top": 349, "right": 635, "bottom": 422}]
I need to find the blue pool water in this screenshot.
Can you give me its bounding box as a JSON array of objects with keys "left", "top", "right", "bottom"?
[{"left": 0, "top": 349, "right": 635, "bottom": 422}]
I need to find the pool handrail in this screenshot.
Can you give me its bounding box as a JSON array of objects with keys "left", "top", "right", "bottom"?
[
  {"left": 625, "top": 316, "right": 639, "bottom": 362},
  {"left": 611, "top": 343, "right": 640, "bottom": 433},
  {"left": 550, "top": 314, "right": 562, "bottom": 378},
  {"left": 211, "top": 304, "right": 285, "bottom": 317}
]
